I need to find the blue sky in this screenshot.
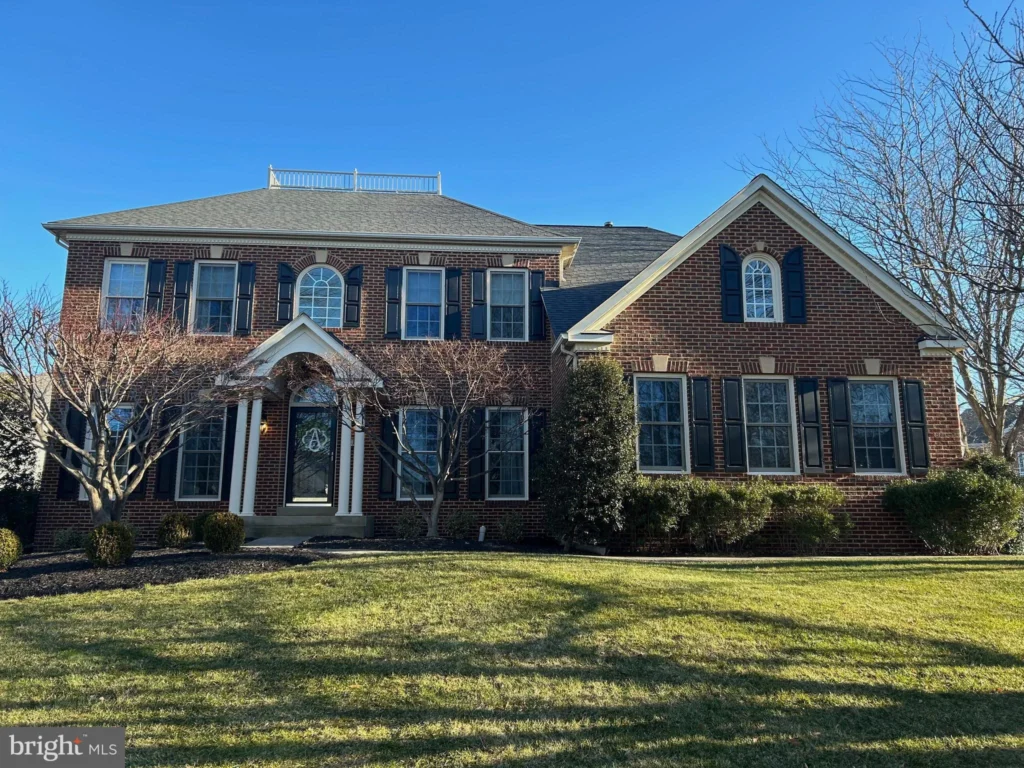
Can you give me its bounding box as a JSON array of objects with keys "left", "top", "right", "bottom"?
[{"left": 0, "top": 0, "right": 1007, "bottom": 294}]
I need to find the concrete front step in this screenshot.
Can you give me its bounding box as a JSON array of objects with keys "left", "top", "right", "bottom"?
[
  {"left": 276, "top": 505, "right": 338, "bottom": 517},
  {"left": 244, "top": 514, "right": 374, "bottom": 539}
]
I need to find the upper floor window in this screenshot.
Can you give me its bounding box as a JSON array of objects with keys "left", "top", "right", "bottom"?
[
  {"left": 743, "top": 377, "right": 798, "bottom": 473},
  {"left": 177, "top": 409, "right": 227, "bottom": 501},
  {"left": 742, "top": 255, "right": 781, "bottom": 322},
  {"left": 850, "top": 380, "right": 903, "bottom": 473},
  {"left": 297, "top": 266, "right": 344, "bottom": 328},
  {"left": 402, "top": 267, "right": 443, "bottom": 340},
  {"left": 192, "top": 262, "right": 238, "bottom": 335},
  {"left": 102, "top": 259, "right": 147, "bottom": 329},
  {"left": 488, "top": 270, "right": 527, "bottom": 341},
  {"left": 635, "top": 376, "right": 688, "bottom": 472}
]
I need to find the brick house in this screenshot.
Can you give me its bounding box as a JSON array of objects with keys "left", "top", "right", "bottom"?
[{"left": 36, "top": 169, "right": 964, "bottom": 551}]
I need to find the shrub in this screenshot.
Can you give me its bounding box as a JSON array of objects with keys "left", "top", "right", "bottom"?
[
  {"left": 0, "top": 528, "right": 21, "bottom": 571},
  {"left": 156, "top": 513, "right": 194, "bottom": 548},
  {"left": 621, "top": 475, "right": 688, "bottom": 547},
  {"left": 395, "top": 509, "right": 424, "bottom": 538},
  {"left": 538, "top": 357, "right": 637, "bottom": 549},
  {"left": 682, "top": 478, "right": 773, "bottom": 551},
  {"left": 53, "top": 527, "right": 86, "bottom": 551},
  {"left": 884, "top": 468, "right": 1024, "bottom": 554},
  {"left": 203, "top": 512, "right": 245, "bottom": 554},
  {"left": 445, "top": 508, "right": 476, "bottom": 540},
  {"left": 85, "top": 522, "right": 135, "bottom": 567},
  {"left": 192, "top": 511, "right": 216, "bottom": 543},
  {"left": 496, "top": 511, "right": 525, "bottom": 543},
  {"left": 0, "top": 487, "right": 39, "bottom": 547},
  {"left": 961, "top": 452, "right": 1019, "bottom": 481},
  {"left": 770, "top": 484, "right": 851, "bottom": 553}
]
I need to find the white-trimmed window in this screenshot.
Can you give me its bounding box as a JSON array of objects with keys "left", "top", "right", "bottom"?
[
  {"left": 176, "top": 410, "right": 227, "bottom": 501},
  {"left": 635, "top": 375, "right": 689, "bottom": 472},
  {"left": 488, "top": 269, "right": 527, "bottom": 341},
  {"left": 1017, "top": 452, "right": 1024, "bottom": 477},
  {"left": 191, "top": 262, "right": 238, "bottom": 335},
  {"left": 297, "top": 266, "right": 344, "bottom": 327},
  {"left": 79, "top": 404, "right": 134, "bottom": 500},
  {"left": 398, "top": 408, "right": 440, "bottom": 500},
  {"left": 402, "top": 267, "right": 444, "bottom": 340},
  {"left": 742, "top": 255, "right": 781, "bottom": 322},
  {"left": 743, "top": 377, "right": 799, "bottom": 473},
  {"left": 850, "top": 379, "right": 904, "bottom": 474},
  {"left": 486, "top": 407, "right": 528, "bottom": 499},
  {"left": 102, "top": 259, "right": 147, "bottom": 329}
]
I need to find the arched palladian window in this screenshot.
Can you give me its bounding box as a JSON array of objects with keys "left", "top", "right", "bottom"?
[
  {"left": 742, "top": 255, "right": 781, "bottom": 322},
  {"left": 297, "top": 266, "right": 344, "bottom": 327}
]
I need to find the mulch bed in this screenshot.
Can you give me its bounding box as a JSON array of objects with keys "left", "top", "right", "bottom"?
[
  {"left": 302, "top": 536, "right": 562, "bottom": 554},
  {"left": 0, "top": 546, "right": 328, "bottom": 601}
]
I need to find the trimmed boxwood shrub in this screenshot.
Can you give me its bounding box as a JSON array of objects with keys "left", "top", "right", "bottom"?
[
  {"left": 192, "top": 511, "right": 215, "bottom": 543},
  {"left": 445, "top": 508, "right": 476, "bottom": 540},
  {"left": 53, "top": 527, "right": 86, "bottom": 551},
  {"left": 395, "top": 509, "right": 424, "bottom": 538},
  {"left": 769, "top": 484, "right": 851, "bottom": 553},
  {"left": 497, "top": 511, "right": 525, "bottom": 543},
  {"left": 682, "top": 478, "right": 772, "bottom": 551},
  {"left": 884, "top": 468, "right": 1024, "bottom": 554},
  {"left": 85, "top": 522, "right": 135, "bottom": 567},
  {"left": 157, "top": 513, "right": 194, "bottom": 548},
  {"left": 203, "top": 512, "right": 245, "bottom": 554},
  {"left": 0, "top": 528, "right": 21, "bottom": 571},
  {"left": 622, "top": 475, "right": 688, "bottom": 548}
]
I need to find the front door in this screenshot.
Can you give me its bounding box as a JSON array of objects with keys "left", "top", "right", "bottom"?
[{"left": 286, "top": 407, "right": 337, "bottom": 504}]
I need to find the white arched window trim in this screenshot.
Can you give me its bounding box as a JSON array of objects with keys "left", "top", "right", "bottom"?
[
  {"left": 741, "top": 254, "right": 782, "bottom": 323},
  {"left": 294, "top": 264, "right": 345, "bottom": 328}
]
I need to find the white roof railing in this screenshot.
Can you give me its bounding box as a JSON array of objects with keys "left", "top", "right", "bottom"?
[{"left": 267, "top": 166, "right": 442, "bottom": 195}]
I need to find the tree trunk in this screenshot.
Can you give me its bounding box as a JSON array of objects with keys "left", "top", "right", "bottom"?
[{"left": 427, "top": 494, "right": 444, "bottom": 538}]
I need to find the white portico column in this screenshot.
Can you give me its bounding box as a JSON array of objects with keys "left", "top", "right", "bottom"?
[
  {"left": 241, "top": 397, "right": 263, "bottom": 517},
  {"left": 350, "top": 398, "right": 365, "bottom": 516},
  {"left": 228, "top": 399, "right": 249, "bottom": 514},
  {"left": 336, "top": 394, "right": 353, "bottom": 516}
]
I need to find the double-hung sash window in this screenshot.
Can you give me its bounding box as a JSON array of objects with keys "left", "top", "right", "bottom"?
[
  {"left": 79, "top": 404, "right": 134, "bottom": 500},
  {"left": 850, "top": 380, "right": 902, "bottom": 473},
  {"left": 486, "top": 407, "right": 528, "bottom": 499},
  {"left": 177, "top": 410, "right": 227, "bottom": 500},
  {"left": 192, "top": 262, "right": 238, "bottom": 335},
  {"left": 402, "top": 268, "right": 443, "bottom": 340},
  {"left": 102, "top": 260, "right": 147, "bottom": 329},
  {"left": 636, "top": 376, "right": 687, "bottom": 472},
  {"left": 488, "top": 270, "right": 527, "bottom": 341},
  {"left": 743, "top": 378, "right": 797, "bottom": 473},
  {"left": 399, "top": 408, "right": 440, "bottom": 499}
]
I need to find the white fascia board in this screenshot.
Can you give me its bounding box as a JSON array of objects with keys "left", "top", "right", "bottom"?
[{"left": 919, "top": 337, "right": 967, "bottom": 357}]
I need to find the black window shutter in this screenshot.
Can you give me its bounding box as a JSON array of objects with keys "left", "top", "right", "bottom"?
[
  {"left": 220, "top": 405, "right": 237, "bottom": 501},
  {"left": 471, "top": 270, "right": 487, "bottom": 339},
  {"left": 796, "top": 377, "right": 825, "bottom": 473},
  {"left": 385, "top": 268, "right": 403, "bottom": 339},
  {"left": 720, "top": 245, "right": 742, "bottom": 323},
  {"left": 444, "top": 268, "right": 462, "bottom": 340},
  {"left": 235, "top": 263, "right": 256, "bottom": 336},
  {"left": 56, "top": 407, "right": 87, "bottom": 500},
  {"left": 528, "top": 408, "right": 547, "bottom": 499},
  {"left": 722, "top": 377, "right": 746, "bottom": 470},
  {"left": 689, "top": 377, "right": 715, "bottom": 472},
  {"left": 172, "top": 261, "right": 193, "bottom": 329},
  {"left": 378, "top": 413, "right": 398, "bottom": 499},
  {"left": 467, "top": 408, "right": 486, "bottom": 499},
  {"left": 153, "top": 407, "right": 181, "bottom": 499},
  {"left": 827, "top": 378, "right": 855, "bottom": 472},
  {"left": 343, "top": 265, "right": 363, "bottom": 328},
  {"left": 902, "top": 379, "right": 930, "bottom": 475},
  {"left": 783, "top": 246, "right": 807, "bottom": 324},
  {"left": 146, "top": 260, "right": 166, "bottom": 315},
  {"left": 277, "top": 263, "right": 294, "bottom": 325},
  {"left": 442, "top": 407, "right": 459, "bottom": 499},
  {"left": 529, "top": 270, "right": 545, "bottom": 340}
]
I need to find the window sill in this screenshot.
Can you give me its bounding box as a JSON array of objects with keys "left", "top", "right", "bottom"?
[
  {"left": 746, "top": 470, "right": 800, "bottom": 477},
  {"left": 175, "top": 496, "right": 221, "bottom": 503},
  {"left": 639, "top": 468, "right": 690, "bottom": 475}
]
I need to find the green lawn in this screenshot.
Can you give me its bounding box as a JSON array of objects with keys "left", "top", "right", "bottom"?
[{"left": 1, "top": 555, "right": 1023, "bottom": 767}]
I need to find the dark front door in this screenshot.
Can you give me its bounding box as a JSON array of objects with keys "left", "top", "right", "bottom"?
[{"left": 286, "top": 407, "right": 337, "bottom": 504}]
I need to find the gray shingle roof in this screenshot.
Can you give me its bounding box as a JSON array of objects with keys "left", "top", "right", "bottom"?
[
  {"left": 539, "top": 225, "right": 680, "bottom": 336},
  {"left": 44, "top": 188, "right": 570, "bottom": 241}
]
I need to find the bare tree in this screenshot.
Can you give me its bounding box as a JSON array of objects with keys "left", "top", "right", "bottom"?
[
  {"left": 0, "top": 286, "right": 254, "bottom": 525},
  {"left": 319, "top": 341, "right": 537, "bottom": 538},
  {"left": 742, "top": 19, "right": 1024, "bottom": 459}
]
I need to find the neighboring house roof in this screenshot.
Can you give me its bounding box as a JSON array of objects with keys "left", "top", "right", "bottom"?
[
  {"left": 43, "top": 188, "right": 575, "bottom": 244},
  {"left": 960, "top": 404, "right": 1024, "bottom": 449},
  {"left": 538, "top": 225, "right": 681, "bottom": 337},
  {"left": 558, "top": 175, "right": 965, "bottom": 350}
]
